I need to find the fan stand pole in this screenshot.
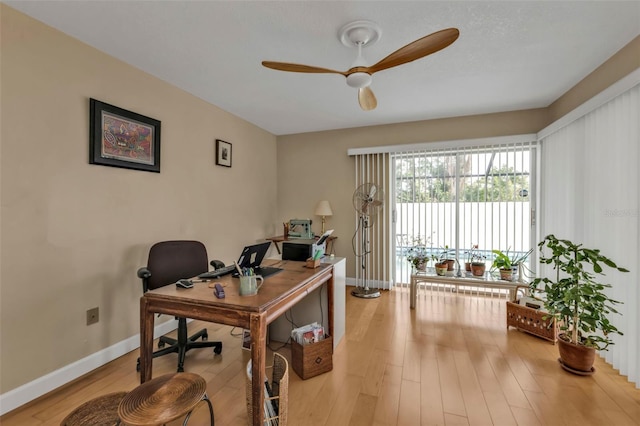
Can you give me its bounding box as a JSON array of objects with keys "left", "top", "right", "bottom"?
[{"left": 351, "top": 215, "right": 380, "bottom": 299}]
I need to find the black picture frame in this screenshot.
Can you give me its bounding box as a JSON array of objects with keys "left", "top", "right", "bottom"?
[
  {"left": 216, "top": 139, "right": 232, "bottom": 167},
  {"left": 89, "top": 98, "right": 161, "bottom": 173}
]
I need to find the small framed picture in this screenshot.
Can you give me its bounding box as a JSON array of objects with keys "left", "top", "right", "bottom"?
[
  {"left": 216, "top": 139, "right": 232, "bottom": 167},
  {"left": 89, "top": 98, "right": 161, "bottom": 173}
]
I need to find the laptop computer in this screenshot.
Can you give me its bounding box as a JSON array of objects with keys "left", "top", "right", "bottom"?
[{"left": 234, "top": 241, "right": 283, "bottom": 278}]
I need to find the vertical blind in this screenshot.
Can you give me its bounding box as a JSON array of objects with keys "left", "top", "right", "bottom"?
[
  {"left": 539, "top": 84, "right": 639, "bottom": 388},
  {"left": 392, "top": 141, "right": 537, "bottom": 285},
  {"left": 353, "top": 153, "right": 390, "bottom": 290}
]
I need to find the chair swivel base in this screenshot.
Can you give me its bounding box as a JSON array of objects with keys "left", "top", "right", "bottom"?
[{"left": 136, "top": 318, "right": 222, "bottom": 372}]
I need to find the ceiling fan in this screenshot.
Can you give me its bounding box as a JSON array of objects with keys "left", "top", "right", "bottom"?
[{"left": 262, "top": 20, "right": 459, "bottom": 111}]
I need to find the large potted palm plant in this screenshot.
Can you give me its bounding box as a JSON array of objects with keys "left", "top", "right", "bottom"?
[{"left": 530, "top": 234, "right": 629, "bottom": 375}]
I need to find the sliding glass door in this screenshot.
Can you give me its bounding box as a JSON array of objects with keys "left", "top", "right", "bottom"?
[{"left": 392, "top": 140, "right": 537, "bottom": 285}]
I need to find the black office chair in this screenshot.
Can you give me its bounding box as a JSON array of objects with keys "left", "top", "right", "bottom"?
[{"left": 136, "top": 240, "right": 222, "bottom": 372}]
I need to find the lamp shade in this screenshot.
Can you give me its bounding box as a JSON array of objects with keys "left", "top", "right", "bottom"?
[{"left": 314, "top": 200, "right": 333, "bottom": 217}]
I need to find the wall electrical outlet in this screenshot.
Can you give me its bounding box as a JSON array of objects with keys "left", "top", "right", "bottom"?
[{"left": 86, "top": 307, "right": 99, "bottom": 325}]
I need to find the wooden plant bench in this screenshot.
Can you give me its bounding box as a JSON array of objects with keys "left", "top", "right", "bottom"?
[{"left": 409, "top": 271, "right": 523, "bottom": 309}]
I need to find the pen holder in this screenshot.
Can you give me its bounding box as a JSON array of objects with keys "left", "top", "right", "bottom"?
[
  {"left": 239, "top": 275, "right": 264, "bottom": 296},
  {"left": 306, "top": 258, "right": 320, "bottom": 269}
]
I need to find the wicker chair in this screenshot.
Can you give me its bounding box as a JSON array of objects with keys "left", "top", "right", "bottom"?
[{"left": 246, "top": 352, "right": 289, "bottom": 426}]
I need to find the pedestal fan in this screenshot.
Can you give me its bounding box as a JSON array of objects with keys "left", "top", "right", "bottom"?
[{"left": 351, "top": 183, "right": 384, "bottom": 298}]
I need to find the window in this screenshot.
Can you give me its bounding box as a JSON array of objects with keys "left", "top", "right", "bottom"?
[{"left": 393, "top": 140, "right": 537, "bottom": 285}]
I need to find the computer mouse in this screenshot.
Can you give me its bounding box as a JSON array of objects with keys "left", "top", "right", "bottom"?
[{"left": 176, "top": 279, "right": 194, "bottom": 289}]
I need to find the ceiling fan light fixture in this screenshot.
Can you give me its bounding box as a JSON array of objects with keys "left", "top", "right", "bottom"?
[{"left": 346, "top": 72, "right": 372, "bottom": 88}]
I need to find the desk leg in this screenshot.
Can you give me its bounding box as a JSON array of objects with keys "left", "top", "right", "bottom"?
[
  {"left": 249, "top": 312, "right": 266, "bottom": 426},
  {"left": 139, "top": 297, "right": 154, "bottom": 383},
  {"left": 272, "top": 241, "right": 282, "bottom": 255},
  {"left": 327, "top": 274, "right": 334, "bottom": 338},
  {"left": 410, "top": 277, "right": 417, "bottom": 309}
]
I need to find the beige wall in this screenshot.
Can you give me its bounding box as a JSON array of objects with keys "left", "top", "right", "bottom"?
[{"left": 0, "top": 5, "right": 277, "bottom": 393}]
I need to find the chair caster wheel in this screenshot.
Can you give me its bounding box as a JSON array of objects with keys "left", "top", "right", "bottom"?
[
  {"left": 214, "top": 345, "right": 222, "bottom": 355},
  {"left": 202, "top": 334, "right": 208, "bottom": 341},
  {"left": 136, "top": 360, "right": 140, "bottom": 372},
  {"left": 158, "top": 342, "right": 165, "bottom": 348}
]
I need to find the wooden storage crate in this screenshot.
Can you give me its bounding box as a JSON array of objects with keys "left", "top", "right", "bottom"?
[
  {"left": 506, "top": 300, "right": 557, "bottom": 343},
  {"left": 291, "top": 335, "right": 333, "bottom": 379}
]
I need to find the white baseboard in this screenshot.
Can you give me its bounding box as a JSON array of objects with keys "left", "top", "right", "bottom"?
[
  {"left": 346, "top": 277, "right": 391, "bottom": 290},
  {"left": 0, "top": 320, "right": 179, "bottom": 416}
]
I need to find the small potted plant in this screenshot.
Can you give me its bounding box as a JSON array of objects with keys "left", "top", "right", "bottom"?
[
  {"left": 463, "top": 245, "right": 477, "bottom": 272},
  {"left": 466, "top": 245, "right": 487, "bottom": 277},
  {"left": 511, "top": 248, "right": 534, "bottom": 281},
  {"left": 529, "top": 234, "right": 628, "bottom": 374},
  {"left": 405, "top": 237, "right": 432, "bottom": 271},
  {"left": 434, "top": 245, "right": 454, "bottom": 275},
  {"left": 491, "top": 249, "right": 515, "bottom": 280},
  {"left": 491, "top": 248, "right": 533, "bottom": 281}
]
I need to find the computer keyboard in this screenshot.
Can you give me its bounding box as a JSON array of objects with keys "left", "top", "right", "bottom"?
[{"left": 198, "top": 264, "right": 236, "bottom": 279}]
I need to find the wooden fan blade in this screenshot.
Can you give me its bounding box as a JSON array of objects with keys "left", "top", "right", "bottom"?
[
  {"left": 358, "top": 87, "right": 377, "bottom": 111},
  {"left": 367, "top": 28, "right": 459, "bottom": 74},
  {"left": 262, "top": 61, "right": 347, "bottom": 76}
]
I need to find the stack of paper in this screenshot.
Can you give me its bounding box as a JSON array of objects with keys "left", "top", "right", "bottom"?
[{"left": 291, "top": 322, "right": 325, "bottom": 345}]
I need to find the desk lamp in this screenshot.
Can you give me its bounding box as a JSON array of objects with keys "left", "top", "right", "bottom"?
[{"left": 314, "top": 200, "right": 333, "bottom": 234}]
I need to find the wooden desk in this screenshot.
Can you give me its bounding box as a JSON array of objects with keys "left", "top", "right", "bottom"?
[
  {"left": 139, "top": 260, "right": 334, "bottom": 426},
  {"left": 266, "top": 235, "right": 337, "bottom": 255}
]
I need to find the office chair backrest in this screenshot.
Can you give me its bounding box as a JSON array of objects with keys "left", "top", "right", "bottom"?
[{"left": 145, "top": 240, "right": 209, "bottom": 291}]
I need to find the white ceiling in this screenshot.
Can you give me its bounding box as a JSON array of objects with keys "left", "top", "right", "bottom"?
[{"left": 6, "top": 1, "right": 640, "bottom": 136}]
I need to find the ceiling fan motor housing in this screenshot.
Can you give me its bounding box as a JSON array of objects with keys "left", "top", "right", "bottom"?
[{"left": 346, "top": 72, "right": 372, "bottom": 88}]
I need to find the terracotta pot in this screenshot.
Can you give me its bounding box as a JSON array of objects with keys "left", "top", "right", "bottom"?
[
  {"left": 465, "top": 262, "right": 472, "bottom": 272},
  {"left": 558, "top": 334, "right": 596, "bottom": 373},
  {"left": 444, "top": 259, "right": 455, "bottom": 271},
  {"left": 435, "top": 263, "right": 448, "bottom": 276},
  {"left": 499, "top": 268, "right": 513, "bottom": 281},
  {"left": 471, "top": 263, "right": 486, "bottom": 277}
]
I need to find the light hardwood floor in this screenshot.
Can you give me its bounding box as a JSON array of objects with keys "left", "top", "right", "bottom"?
[{"left": 2, "top": 287, "right": 639, "bottom": 425}]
